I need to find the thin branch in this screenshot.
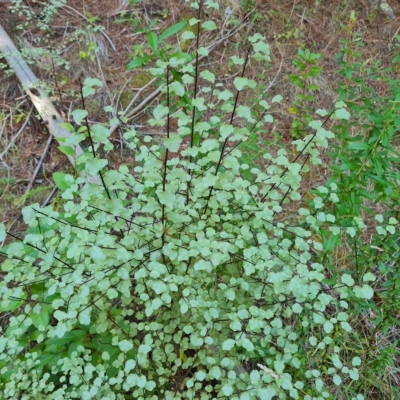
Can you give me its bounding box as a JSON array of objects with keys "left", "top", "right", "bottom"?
[
  {"left": 202, "top": 49, "right": 251, "bottom": 214},
  {"left": 189, "top": 2, "right": 203, "bottom": 150},
  {"left": 264, "top": 36, "right": 284, "bottom": 94},
  {"left": 25, "top": 131, "right": 53, "bottom": 194},
  {"left": 41, "top": 186, "right": 58, "bottom": 208},
  {"left": 78, "top": 80, "right": 113, "bottom": 200}
]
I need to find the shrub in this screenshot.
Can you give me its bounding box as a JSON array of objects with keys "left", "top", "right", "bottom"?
[{"left": 1, "top": 2, "right": 398, "bottom": 399}]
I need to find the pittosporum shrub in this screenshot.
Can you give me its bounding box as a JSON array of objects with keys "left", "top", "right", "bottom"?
[{"left": 0, "top": 2, "right": 381, "bottom": 399}]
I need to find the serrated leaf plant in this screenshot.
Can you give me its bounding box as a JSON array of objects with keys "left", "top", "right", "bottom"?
[
  {"left": 288, "top": 48, "right": 323, "bottom": 139},
  {"left": 312, "top": 13, "right": 400, "bottom": 398},
  {"left": 0, "top": 2, "right": 370, "bottom": 399}
]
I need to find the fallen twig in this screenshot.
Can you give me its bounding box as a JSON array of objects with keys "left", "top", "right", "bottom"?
[
  {"left": 41, "top": 186, "right": 58, "bottom": 208},
  {"left": 25, "top": 132, "right": 53, "bottom": 194}
]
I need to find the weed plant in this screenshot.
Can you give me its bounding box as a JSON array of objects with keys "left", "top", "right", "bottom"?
[{"left": 0, "top": 2, "right": 399, "bottom": 400}]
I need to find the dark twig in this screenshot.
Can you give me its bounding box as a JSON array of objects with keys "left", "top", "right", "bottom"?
[
  {"left": 78, "top": 79, "right": 113, "bottom": 200},
  {"left": 25, "top": 132, "right": 53, "bottom": 195},
  {"left": 203, "top": 48, "right": 251, "bottom": 214}
]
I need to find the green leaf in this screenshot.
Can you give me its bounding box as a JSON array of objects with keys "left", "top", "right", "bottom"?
[
  {"left": 53, "top": 172, "right": 72, "bottom": 192},
  {"left": 323, "top": 232, "right": 339, "bottom": 251},
  {"left": 82, "top": 86, "right": 95, "bottom": 97},
  {"left": 91, "top": 124, "right": 110, "bottom": 143},
  {"left": 323, "top": 320, "right": 334, "bottom": 333},
  {"left": 83, "top": 78, "right": 102, "bottom": 88},
  {"left": 202, "top": 21, "right": 217, "bottom": 31},
  {"left": 230, "top": 56, "right": 244, "bottom": 65},
  {"left": 126, "top": 56, "right": 153, "bottom": 70},
  {"left": 272, "top": 95, "right": 283, "bottom": 103},
  {"left": 118, "top": 339, "right": 134, "bottom": 352},
  {"left": 107, "top": 288, "right": 118, "bottom": 299},
  {"left": 0, "top": 223, "right": 6, "bottom": 242},
  {"left": 169, "top": 51, "right": 193, "bottom": 62},
  {"left": 71, "top": 109, "right": 88, "bottom": 125},
  {"left": 200, "top": 70, "right": 215, "bottom": 83},
  {"left": 346, "top": 227, "right": 356, "bottom": 238},
  {"left": 220, "top": 124, "right": 234, "bottom": 139},
  {"left": 169, "top": 81, "right": 185, "bottom": 97},
  {"left": 58, "top": 145, "right": 75, "bottom": 157},
  {"left": 333, "top": 375, "right": 342, "bottom": 385},
  {"left": 236, "top": 105, "right": 253, "bottom": 121},
  {"left": 164, "top": 134, "right": 182, "bottom": 152},
  {"left": 372, "top": 157, "right": 383, "bottom": 177},
  {"left": 233, "top": 77, "right": 256, "bottom": 91},
  {"left": 341, "top": 274, "right": 355, "bottom": 286},
  {"left": 206, "top": 0, "right": 219, "bottom": 10},
  {"left": 333, "top": 107, "right": 350, "bottom": 120},
  {"left": 354, "top": 285, "right": 374, "bottom": 300},
  {"left": 222, "top": 339, "right": 235, "bottom": 351},
  {"left": 222, "top": 384, "right": 233, "bottom": 396},
  {"left": 147, "top": 31, "right": 159, "bottom": 53},
  {"left": 182, "top": 31, "right": 196, "bottom": 40},
  {"left": 193, "top": 259, "right": 212, "bottom": 272},
  {"left": 34, "top": 353, "right": 55, "bottom": 370},
  {"left": 289, "top": 75, "right": 304, "bottom": 88},
  {"left": 348, "top": 142, "right": 369, "bottom": 150},
  {"left": 85, "top": 158, "right": 108, "bottom": 175},
  {"left": 0, "top": 298, "right": 25, "bottom": 312},
  {"left": 189, "top": 18, "right": 199, "bottom": 26},
  {"left": 363, "top": 272, "right": 376, "bottom": 282},
  {"left": 60, "top": 123, "right": 75, "bottom": 133},
  {"left": 46, "top": 331, "right": 86, "bottom": 347},
  {"left": 153, "top": 104, "right": 169, "bottom": 120},
  {"left": 160, "top": 21, "right": 187, "bottom": 39},
  {"left": 158, "top": 191, "right": 175, "bottom": 207},
  {"left": 352, "top": 357, "right": 362, "bottom": 367},
  {"left": 139, "top": 344, "right": 152, "bottom": 354},
  {"left": 31, "top": 309, "right": 50, "bottom": 329}
]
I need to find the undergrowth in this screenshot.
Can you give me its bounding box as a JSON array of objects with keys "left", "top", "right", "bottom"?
[{"left": 0, "top": 2, "right": 399, "bottom": 400}]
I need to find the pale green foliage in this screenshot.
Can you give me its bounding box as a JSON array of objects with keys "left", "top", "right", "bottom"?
[{"left": 0, "top": 3, "right": 368, "bottom": 400}]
